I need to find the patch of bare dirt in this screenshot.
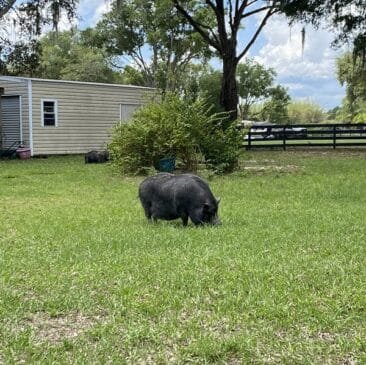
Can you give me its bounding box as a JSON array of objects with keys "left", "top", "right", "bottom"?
[
  {"left": 22, "top": 312, "right": 106, "bottom": 343},
  {"left": 341, "top": 356, "right": 357, "bottom": 365},
  {"left": 317, "top": 331, "right": 335, "bottom": 341},
  {"left": 286, "top": 149, "right": 366, "bottom": 159},
  {"left": 243, "top": 164, "right": 300, "bottom": 173}
]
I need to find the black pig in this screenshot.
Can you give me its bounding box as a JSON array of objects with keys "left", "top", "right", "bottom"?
[
  {"left": 138, "top": 173, "right": 221, "bottom": 226},
  {"left": 85, "top": 150, "right": 109, "bottom": 164}
]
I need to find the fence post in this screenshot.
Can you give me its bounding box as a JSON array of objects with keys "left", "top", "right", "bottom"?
[
  {"left": 248, "top": 129, "right": 252, "bottom": 150},
  {"left": 333, "top": 125, "right": 336, "bottom": 149},
  {"left": 283, "top": 126, "right": 286, "bottom": 150}
]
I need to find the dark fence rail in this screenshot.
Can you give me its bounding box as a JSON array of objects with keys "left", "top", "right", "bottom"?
[{"left": 245, "top": 123, "right": 366, "bottom": 150}]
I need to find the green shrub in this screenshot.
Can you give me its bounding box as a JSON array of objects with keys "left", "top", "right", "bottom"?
[
  {"left": 288, "top": 100, "right": 325, "bottom": 124},
  {"left": 353, "top": 112, "right": 366, "bottom": 123},
  {"left": 193, "top": 117, "right": 242, "bottom": 173},
  {"left": 108, "top": 94, "right": 242, "bottom": 174}
]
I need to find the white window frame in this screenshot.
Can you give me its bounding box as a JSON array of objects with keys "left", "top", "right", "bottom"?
[{"left": 41, "top": 99, "right": 58, "bottom": 127}]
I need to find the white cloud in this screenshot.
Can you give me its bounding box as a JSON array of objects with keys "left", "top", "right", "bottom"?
[
  {"left": 251, "top": 15, "right": 346, "bottom": 108},
  {"left": 57, "top": 11, "right": 77, "bottom": 32},
  {"left": 254, "top": 15, "right": 342, "bottom": 80},
  {"left": 78, "top": 0, "right": 109, "bottom": 28},
  {"left": 282, "top": 82, "right": 305, "bottom": 91},
  {"left": 90, "top": 2, "right": 110, "bottom": 26}
]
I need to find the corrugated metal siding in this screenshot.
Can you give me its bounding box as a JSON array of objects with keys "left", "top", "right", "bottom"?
[
  {"left": 0, "top": 79, "right": 29, "bottom": 148},
  {"left": 31, "top": 80, "right": 154, "bottom": 155},
  {"left": 1, "top": 96, "right": 20, "bottom": 148}
]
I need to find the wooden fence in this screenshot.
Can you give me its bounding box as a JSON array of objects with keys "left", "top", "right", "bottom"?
[{"left": 245, "top": 123, "right": 366, "bottom": 150}]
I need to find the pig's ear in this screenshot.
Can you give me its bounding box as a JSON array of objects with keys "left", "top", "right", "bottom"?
[{"left": 216, "top": 197, "right": 221, "bottom": 205}]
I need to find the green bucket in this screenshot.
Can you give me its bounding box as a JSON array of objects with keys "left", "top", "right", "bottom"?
[{"left": 158, "top": 157, "right": 175, "bottom": 172}]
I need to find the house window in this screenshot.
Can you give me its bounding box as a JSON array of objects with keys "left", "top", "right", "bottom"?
[
  {"left": 120, "top": 104, "right": 140, "bottom": 122},
  {"left": 42, "top": 99, "right": 58, "bottom": 127}
]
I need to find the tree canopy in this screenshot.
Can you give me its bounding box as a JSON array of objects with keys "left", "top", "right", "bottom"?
[
  {"left": 336, "top": 52, "right": 366, "bottom": 122},
  {"left": 172, "top": 0, "right": 286, "bottom": 122},
  {"left": 0, "top": 0, "right": 78, "bottom": 35},
  {"left": 92, "top": 0, "right": 212, "bottom": 91},
  {"left": 172, "top": 0, "right": 366, "bottom": 123},
  {"left": 237, "top": 60, "right": 276, "bottom": 119},
  {"left": 0, "top": 0, "right": 78, "bottom": 75},
  {"left": 38, "top": 30, "right": 119, "bottom": 83}
]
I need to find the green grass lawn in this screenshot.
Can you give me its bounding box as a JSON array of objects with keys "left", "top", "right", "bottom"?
[{"left": 1, "top": 150, "right": 366, "bottom": 364}]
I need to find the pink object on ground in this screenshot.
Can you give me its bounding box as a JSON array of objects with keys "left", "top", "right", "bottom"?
[{"left": 16, "top": 147, "right": 31, "bottom": 160}]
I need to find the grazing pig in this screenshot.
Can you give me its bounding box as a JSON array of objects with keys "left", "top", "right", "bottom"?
[
  {"left": 138, "top": 173, "right": 221, "bottom": 226},
  {"left": 85, "top": 150, "right": 109, "bottom": 164}
]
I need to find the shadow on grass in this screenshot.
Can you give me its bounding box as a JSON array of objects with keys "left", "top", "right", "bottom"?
[{"left": 141, "top": 219, "right": 222, "bottom": 229}]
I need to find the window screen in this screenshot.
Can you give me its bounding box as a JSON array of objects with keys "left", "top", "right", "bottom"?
[{"left": 42, "top": 100, "right": 57, "bottom": 126}]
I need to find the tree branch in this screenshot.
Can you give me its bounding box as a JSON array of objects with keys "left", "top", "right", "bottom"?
[
  {"left": 237, "top": 7, "right": 278, "bottom": 61},
  {"left": 177, "top": 53, "right": 195, "bottom": 70},
  {"left": 246, "top": 0, "right": 259, "bottom": 7},
  {"left": 129, "top": 46, "right": 154, "bottom": 86},
  {"left": 238, "top": 0, "right": 250, "bottom": 14},
  {"left": 235, "top": 0, "right": 240, "bottom": 13},
  {"left": 183, "top": 14, "right": 221, "bottom": 47},
  {"left": 241, "top": 6, "right": 271, "bottom": 19},
  {"left": 207, "top": 0, "right": 228, "bottom": 52},
  {"left": 0, "top": 0, "right": 16, "bottom": 20},
  {"left": 173, "top": 0, "right": 221, "bottom": 51},
  {"left": 229, "top": 0, "right": 233, "bottom": 32},
  {"left": 233, "top": 0, "right": 248, "bottom": 33},
  {"left": 205, "top": 0, "right": 217, "bottom": 13}
]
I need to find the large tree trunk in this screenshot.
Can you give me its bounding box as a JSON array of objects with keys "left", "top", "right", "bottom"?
[{"left": 220, "top": 55, "right": 239, "bottom": 126}]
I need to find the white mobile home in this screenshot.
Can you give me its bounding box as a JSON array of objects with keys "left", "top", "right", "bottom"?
[{"left": 0, "top": 76, "right": 155, "bottom": 156}]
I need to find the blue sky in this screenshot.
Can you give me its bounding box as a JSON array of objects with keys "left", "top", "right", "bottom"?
[{"left": 75, "top": 0, "right": 345, "bottom": 111}]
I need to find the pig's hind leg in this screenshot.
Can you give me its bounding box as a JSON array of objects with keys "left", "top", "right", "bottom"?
[
  {"left": 181, "top": 213, "right": 188, "bottom": 226},
  {"left": 141, "top": 201, "right": 153, "bottom": 221}
]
